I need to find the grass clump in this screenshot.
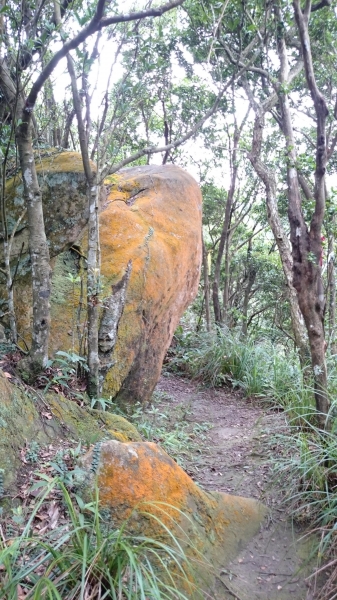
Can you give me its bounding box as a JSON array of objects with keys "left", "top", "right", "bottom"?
[
  {"left": 270, "top": 411, "right": 337, "bottom": 600},
  {"left": 0, "top": 478, "right": 200, "bottom": 600},
  {"left": 169, "top": 328, "right": 305, "bottom": 404}
]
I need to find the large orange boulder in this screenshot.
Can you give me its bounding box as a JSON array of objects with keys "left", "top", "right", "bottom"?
[
  {"left": 98, "top": 164, "right": 202, "bottom": 402},
  {"left": 49, "top": 164, "right": 202, "bottom": 404},
  {"left": 3, "top": 159, "right": 202, "bottom": 404},
  {"left": 80, "top": 440, "right": 266, "bottom": 596}
]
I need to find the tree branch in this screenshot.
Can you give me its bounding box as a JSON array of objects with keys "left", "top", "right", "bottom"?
[{"left": 25, "top": 0, "right": 185, "bottom": 110}]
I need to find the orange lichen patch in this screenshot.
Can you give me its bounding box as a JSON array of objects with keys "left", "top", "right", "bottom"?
[
  {"left": 81, "top": 440, "right": 266, "bottom": 591},
  {"left": 95, "top": 441, "right": 208, "bottom": 517},
  {"left": 99, "top": 165, "right": 202, "bottom": 403}
]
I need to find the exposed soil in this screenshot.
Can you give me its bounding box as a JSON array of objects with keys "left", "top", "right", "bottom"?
[{"left": 153, "top": 372, "right": 319, "bottom": 600}]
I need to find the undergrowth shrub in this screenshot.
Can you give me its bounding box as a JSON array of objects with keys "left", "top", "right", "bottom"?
[
  {"left": 271, "top": 413, "right": 337, "bottom": 600},
  {"left": 169, "top": 328, "right": 305, "bottom": 406}
]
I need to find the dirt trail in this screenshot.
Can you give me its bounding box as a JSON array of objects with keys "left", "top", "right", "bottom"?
[{"left": 154, "top": 373, "right": 317, "bottom": 600}]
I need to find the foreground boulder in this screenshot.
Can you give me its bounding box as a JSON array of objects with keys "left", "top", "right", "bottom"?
[
  {"left": 81, "top": 440, "right": 266, "bottom": 595},
  {"left": 0, "top": 371, "right": 140, "bottom": 491},
  {"left": 49, "top": 164, "right": 202, "bottom": 404}
]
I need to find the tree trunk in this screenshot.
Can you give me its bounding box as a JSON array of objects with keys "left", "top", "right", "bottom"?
[
  {"left": 66, "top": 52, "right": 100, "bottom": 399},
  {"left": 241, "top": 238, "right": 257, "bottom": 338},
  {"left": 17, "top": 126, "right": 52, "bottom": 371},
  {"left": 212, "top": 137, "right": 238, "bottom": 325},
  {"left": 222, "top": 232, "right": 231, "bottom": 325},
  {"left": 202, "top": 235, "right": 211, "bottom": 332},
  {"left": 0, "top": 61, "right": 51, "bottom": 375},
  {"left": 246, "top": 105, "right": 309, "bottom": 366},
  {"left": 328, "top": 229, "right": 336, "bottom": 354},
  {"left": 277, "top": 0, "right": 330, "bottom": 426}
]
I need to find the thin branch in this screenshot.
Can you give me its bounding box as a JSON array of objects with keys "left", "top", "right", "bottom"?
[
  {"left": 103, "top": 59, "right": 259, "bottom": 178},
  {"left": 25, "top": 0, "right": 186, "bottom": 109}
]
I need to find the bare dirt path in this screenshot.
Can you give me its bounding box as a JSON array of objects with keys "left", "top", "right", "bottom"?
[{"left": 154, "top": 373, "right": 317, "bottom": 600}]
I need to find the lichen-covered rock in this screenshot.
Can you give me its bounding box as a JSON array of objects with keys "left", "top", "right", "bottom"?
[
  {"left": 0, "top": 151, "right": 96, "bottom": 338},
  {"left": 0, "top": 371, "right": 140, "bottom": 491},
  {"left": 91, "top": 412, "right": 141, "bottom": 442},
  {"left": 3, "top": 159, "right": 202, "bottom": 403},
  {"left": 3, "top": 151, "right": 96, "bottom": 266},
  {"left": 49, "top": 164, "right": 202, "bottom": 404},
  {"left": 81, "top": 440, "right": 266, "bottom": 594}
]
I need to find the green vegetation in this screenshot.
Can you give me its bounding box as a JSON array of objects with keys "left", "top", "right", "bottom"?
[
  {"left": 110, "top": 390, "right": 212, "bottom": 469},
  {"left": 0, "top": 479, "right": 197, "bottom": 600},
  {"left": 169, "top": 327, "right": 310, "bottom": 407},
  {"left": 1, "top": 0, "right": 337, "bottom": 594}
]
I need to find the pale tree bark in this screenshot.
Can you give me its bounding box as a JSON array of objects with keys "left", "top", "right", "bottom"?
[
  {"left": 243, "top": 73, "right": 309, "bottom": 366},
  {"left": 66, "top": 53, "right": 100, "bottom": 399},
  {"left": 202, "top": 235, "right": 211, "bottom": 332},
  {"left": 276, "top": 0, "right": 330, "bottom": 426},
  {"left": 212, "top": 103, "right": 250, "bottom": 325},
  {"left": 327, "top": 224, "right": 336, "bottom": 354},
  {"left": 241, "top": 238, "right": 257, "bottom": 338},
  {"left": 222, "top": 232, "right": 231, "bottom": 324},
  {"left": 0, "top": 60, "right": 51, "bottom": 375}
]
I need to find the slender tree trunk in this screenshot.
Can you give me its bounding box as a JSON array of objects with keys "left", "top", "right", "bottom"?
[
  {"left": 222, "top": 234, "right": 231, "bottom": 325},
  {"left": 212, "top": 141, "right": 238, "bottom": 325},
  {"left": 62, "top": 105, "right": 75, "bottom": 148},
  {"left": 241, "top": 238, "right": 257, "bottom": 337},
  {"left": 246, "top": 104, "right": 309, "bottom": 366},
  {"left": 66, "top": 52, "right": 100, "bottom": 399},
  {"left": 328, "top": 226, "right": 336, "bottom": 354},
  {"left": 277, "top": 0, "right": 330, "bottom": 426},
  {"left": 202, "top": 235, "right": 211, "bottom": 332},
  {"left": 17, "top": 125, "right": 52, "bottom": 371},
  {"left": 0, "top": 61, "right": 51, "bottom": 374},
  {"left": 212, "top": 101, "right": 250, "bottom": 326}
]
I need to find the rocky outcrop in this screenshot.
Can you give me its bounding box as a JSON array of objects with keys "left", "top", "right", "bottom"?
[
  {"left": 1, "top": 151, "right": 97, "bottom": 337},
  {"left": 98, "top": 165, "right": 202, "bottom": 403},
  {"left": 0, "top": 371, "right": 140, "bottom": 491},
  {"left": 3, "top": 151, "right": 96, "bottom": 268},
  {"left": 81, "top": 440, "right": 266, "bottom": 596}
]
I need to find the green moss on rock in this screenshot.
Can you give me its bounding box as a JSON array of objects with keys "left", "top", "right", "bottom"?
[
  {"left": 91, "top": 412, "right": 142, "bottom": 441},
  {"left": 0, "top": 371, "right": 140, "bottom": 491}
]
